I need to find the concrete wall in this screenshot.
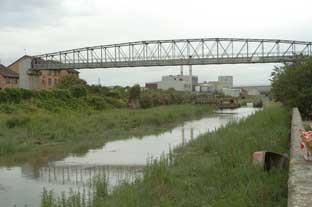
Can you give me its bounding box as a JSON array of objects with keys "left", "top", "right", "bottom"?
[
  {"left": 9, "top": 57, "right": 32, "bottom": 89},
  {"left": 288, "top": 108, "right": 312, "bottom": 207}
]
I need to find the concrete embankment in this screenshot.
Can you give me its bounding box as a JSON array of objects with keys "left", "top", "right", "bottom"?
[{"left": 288, "top": 108, "right": 312, "bottom": 206}]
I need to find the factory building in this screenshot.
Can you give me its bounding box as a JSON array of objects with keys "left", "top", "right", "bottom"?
[
  {"left": 222, "top": 88, "right": 241, "bottom": 97},
  {"left": 218, "top": 76, "right": 233, "bottom": 88},
  {"left": 158, "top": 75, "right": 198, "bottom": 92},
  {"left": 157, "top": 65, "right": 198, "bottom": 92},
  {"left": 8, "top": 55, "right": 79, "bottom": 90}
]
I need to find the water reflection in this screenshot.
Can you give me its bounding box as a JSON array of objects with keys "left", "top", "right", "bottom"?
[
  {"left": 0, "top": 107, "right": 258, "bottom": 207},
  {"left": 38, "top": 165, "right": 143, "bottom": 187}
]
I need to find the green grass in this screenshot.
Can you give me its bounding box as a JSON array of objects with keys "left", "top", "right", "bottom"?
[
  {"left": 0, "top": 104, "right": 213, "bottom": 165},
  {"left": 41, "top": 104, "right": 290, "bottom": 207}
]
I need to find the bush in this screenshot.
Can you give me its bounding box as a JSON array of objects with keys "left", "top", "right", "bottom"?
[
  {"left": 129, "top": 84, "right": 141, "bottom": 100},
  {"left": 0, "top": 88, "right": 33, "bottom": 103},
  {"left": 4, "top": 88, "right": 22, "bottom": 103},
  {"left": 19, "top": 88, "right": 34, "bottom": 100},
  {"left": 57, "top": 76, "right": 87, "bottom": 89},
  {"left": 140, "top": 93, "right": 153, "bottom": 108},
  {"left": 69, "top": 85, "right": 88, "bottom": 98},
  {"left": 52, "top": 89, "right": 72, "bottom": 100},
  {"left": 0, "top": 90, "right": 8, "bottom": 103},
  {"left": 104, "top": 97, "right": 127, "bottom": 108},
  {"left": 271, "top": 57, "right": 312, "bottom": 118},
  {"left": 85, "top": 96, "right": 109, "bottom": 110},
  {"left": 87, "top": 85, "right": 110, "bottom": 95},
  {"left": 34, "top": 90, "right": 54, "bottom": 100}
]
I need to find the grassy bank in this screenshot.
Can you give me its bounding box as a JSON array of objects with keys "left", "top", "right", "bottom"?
[
  {"left": 0, "top": 104, "right": 213, "bottom": 165},
  {"left": 42, "top": 104, "right": 290, "bottom": 207}
]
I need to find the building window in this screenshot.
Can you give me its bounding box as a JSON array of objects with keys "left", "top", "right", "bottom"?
[
  {"left": 6, "top": 78, "right": 10, "bottom": 84},
  {"left": 48, "top": 70, "right": 52, "bottom": 76},
  {"left": 48, "top": 78, "right": 52, "bottom": 86}
]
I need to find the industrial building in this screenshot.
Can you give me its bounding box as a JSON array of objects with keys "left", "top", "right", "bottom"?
[
  {"left": 218, "top": 76, "right": 233, "bottom": 88},
  {"left": 233, "top": 85, "right": 271, "bottom": 96},
  {"left": 149, "top": 65, "right": 198, "bottom": 92},
  {"left": 145, "top": 67, "right": 240, "bottom": 97},
  {"left": 194, "top": 76, "right": 235, "bottom": 95},
  {"left": 145, "top": 68, "right": 271, "bottom": 98},
  {"left": 7, "top": 55, "right": 79, "bottom": 90},
  {"left": 158, "top": 75, "right": 198, "bottom": 92},
  {"left": 222, "top": 88, "right": 241, "bottom": 97},
  {"left": 195, "top": 81, "right": 220, "bottom": 93}
]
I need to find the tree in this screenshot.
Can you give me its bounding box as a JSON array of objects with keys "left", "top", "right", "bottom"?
[
  {"left": 57, "top": 76, "right": 88, "bottom": 98},
  {"left": 57, "top": 76, "right": 87, "bottom": 89},
  {"left": 271, "top": 57, "right": 312, "bottom": 119},
  {"left": 129, "top": 84, "right": 141, "bottom": 100},
  {"left": 128, "top": 84, "right": 141, "bottom": 109}
]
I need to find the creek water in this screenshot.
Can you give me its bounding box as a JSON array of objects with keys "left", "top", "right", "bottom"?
[{"left": 0, "top": 107, "right": 258, "bottom": 207}]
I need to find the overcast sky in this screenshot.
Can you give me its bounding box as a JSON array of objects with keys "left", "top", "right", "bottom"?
[{"left": 1, "top": 0, "right": 312, "bottom": 86}]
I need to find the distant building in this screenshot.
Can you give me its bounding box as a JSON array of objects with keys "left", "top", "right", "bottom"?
[
  {"left": 8, "top": 55, "right": 79, "bottom": 90},
  {"left": 196, "top": 81, "right": 227, "bottom": 93},
  {"left": 218, "top": 76, "right": 233, "bottom": 88},
  {"left": 158, "top": 75, "right": 198, "bottom": 92},
  {"left": 145, "top": 82, "right": 159, "bottom": 90},
  {"left": 222, "top": 88, "right": 241, "bottom": 97},
  {"left": 233, "top": 85, "right": 271, "bottom": 96},
  {"left": 245, "top": 88, "right": 260, "bottom": 96},
  {"left": 0, "top": 64, "right": 19, "bottom": 89}
]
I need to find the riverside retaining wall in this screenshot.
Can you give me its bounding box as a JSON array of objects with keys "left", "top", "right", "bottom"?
[{"left": 288, "top": 108, "right": 312, "bottom": 206}]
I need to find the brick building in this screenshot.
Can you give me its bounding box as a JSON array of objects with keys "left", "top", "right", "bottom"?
[
  {"left": 0, "top": 64, "right": 19, "bottom": 89},
  {"left": 35, "top": 69, "right": 79, "bottom": 89},
  {"left": 8, "top": 55, "right": 79, "bottom": 90}
]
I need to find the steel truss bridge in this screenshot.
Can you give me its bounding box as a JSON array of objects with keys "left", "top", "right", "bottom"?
[{"left": 32, "top": 38, "right": 312, "bottom": 70}]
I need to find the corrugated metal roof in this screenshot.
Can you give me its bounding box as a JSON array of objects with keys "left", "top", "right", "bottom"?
[{"left": 0, "top": 64, "right": 19, "bottom": 78}]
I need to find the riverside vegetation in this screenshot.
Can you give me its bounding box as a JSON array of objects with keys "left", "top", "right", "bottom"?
[
  {"left": 41, "top": 104, "right": 290, "bottom": 207},
  {"left": 271, "top": 57, "right": 312, "bottom": 119},
  {"left": 0, "top": 76, "right": 214, "bottom": 165}
]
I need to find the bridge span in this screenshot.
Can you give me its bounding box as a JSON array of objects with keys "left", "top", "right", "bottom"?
[{"left": 32, "top": 38, "right": 312, "bottom": 70}]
